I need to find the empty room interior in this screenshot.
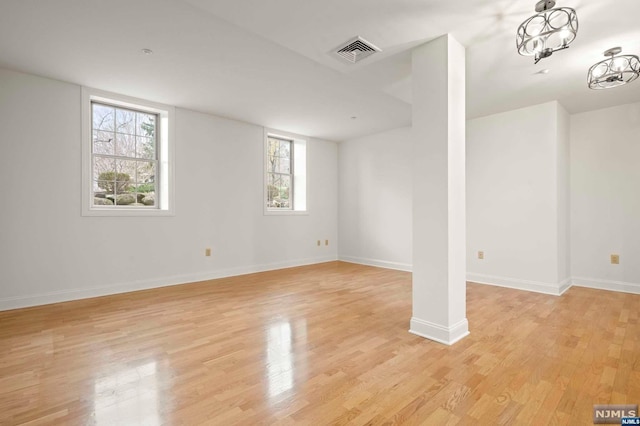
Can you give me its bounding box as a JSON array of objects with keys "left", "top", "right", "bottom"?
[{"left": 1, "top": 0, "right": 639, "bottom": 424}]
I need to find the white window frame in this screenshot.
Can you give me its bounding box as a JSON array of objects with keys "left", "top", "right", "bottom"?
[
  {"left": 266, "top": 135, "right": 294, "bottom": 211},
  {"left": 81, "top": 87, "right": 175, "bottom": 216},
  {"left": 263, "top": 128, "right": 307, "bottom": 216}
]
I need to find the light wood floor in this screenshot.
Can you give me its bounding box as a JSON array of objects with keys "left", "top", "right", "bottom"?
[{"left": 0, "top": 262, "right": 638, "bottom": 425}]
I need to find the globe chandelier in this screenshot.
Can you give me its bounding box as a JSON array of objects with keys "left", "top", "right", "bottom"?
[
  {"left": 517, "top": 0, "right": 578, "bottom": 64},
  {"left": 587, "top": 47, "right": 640, "bottom": 90}
]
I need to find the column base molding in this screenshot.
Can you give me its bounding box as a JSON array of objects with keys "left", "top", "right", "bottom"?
[{"left": 409, "top": 317, "right": 469, "bottom": 346}]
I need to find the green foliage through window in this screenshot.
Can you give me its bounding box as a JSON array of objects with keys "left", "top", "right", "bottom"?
[
  {"left": 91, "top": 102, "right": 158, "bottom": 208},
  {"left": 97, "top": 171, "right": 131, "bottom": 194}
]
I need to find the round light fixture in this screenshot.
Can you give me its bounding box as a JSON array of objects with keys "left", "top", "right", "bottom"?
[
  {"left": 517, "top": 0, "right": 578, "bottom": 64},
  {"left": 587, "top": 47, "right": 640, "bottom": 90},
  {"left": 141, "top": 48, "right": 154, "bottom": 55}
]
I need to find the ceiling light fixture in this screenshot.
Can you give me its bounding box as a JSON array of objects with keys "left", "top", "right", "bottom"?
[
  {"left": 587, "top": 47, "right": 640, "bottom": 90},
  {"left": 517, "top": 0, "right": 578, "bottom": 64},
  {"left": 141, "top": 48, "right": 154, "bottom": 55}
]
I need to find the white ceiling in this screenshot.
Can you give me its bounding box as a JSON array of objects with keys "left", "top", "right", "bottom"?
[{"left": 1, "top": 0, "right": 639, "bottom": 141}]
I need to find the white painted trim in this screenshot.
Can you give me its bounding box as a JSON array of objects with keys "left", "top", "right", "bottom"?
[
  {"left": 337, "top": 259, "right": 638, "bottom": 297},
  {"left": 466, "top": 272, "right": 569, "bottom": 296},
  {"left": 0, "top": 256, "right": 338, "bottom": 311},
  {"left": 263, "top": 127, "right": 308, "bottom": 215},
  {"left": 572, "top": 277, "right": 640, "bottom": 295},
  {"left": 81, "top": 86, "right": 176, "bottom": 217},
  {"left": 558, "top": 277, "right": 572, "bottom": 295},
  {"left": 337, "top": 257, "right": 639, "bottom": 297},
  {"left": 338, "top": 256, "right": 412, "bottom": 272},
  {"left": 263, "top": 210, "right": 309, "bottom": 216},
  {"left": 409, "top": 317, "right": 469, "bottom": 346}
]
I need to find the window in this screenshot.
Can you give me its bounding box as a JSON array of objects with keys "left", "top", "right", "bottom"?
[
  {"left": 264, "top": 129, "right": 307, "bottom": 214},
  {"left": 82, "top": 88, "right": 174, "bottom": 216},
  {"left": 266, "top": 136, "right": 293, "bottom": 209},
  {"left": 91, "top": 103, "right": 158, "bottom": 207}
]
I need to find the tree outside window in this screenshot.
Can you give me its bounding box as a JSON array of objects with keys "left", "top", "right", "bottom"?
[
  {"left": 91, "top": 102, "right": 158, "bottom": 208},
  {"left": 266, "top": 136, "right": 293, "bottom": 210}
]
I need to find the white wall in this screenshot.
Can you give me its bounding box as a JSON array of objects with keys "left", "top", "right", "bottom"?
[
  {"left": 338, "top": 99, "right": 639, "bottom": 297},
  {"left": 338, "top": 126, "right": 412, "bottom": 271},
  {"left": 466, "top": 101, "right": 569, "bottom": 294},
  {"left": 338, "top": 103, "right": 571, "bottom": 288},
  {"left": 570, "top": 102, "right": 640, "bottom": 293},
  {"left": 0, "top": 68, "right": 338, "bottom": 309},
  {"left": 557, "top": 104, "right": 571, "bottom": 283}
]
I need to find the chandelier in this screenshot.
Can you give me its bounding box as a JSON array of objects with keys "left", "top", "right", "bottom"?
[
  {"left": 587, "top": 47, "right": 640, "bottom": 90},
  {"left": 517, "top": 0, "right": 578, "bottom": 64}
]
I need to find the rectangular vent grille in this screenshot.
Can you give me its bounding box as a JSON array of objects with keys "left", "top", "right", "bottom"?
[{"left": 334, "top": 36, "right": 381, "bottom": 64}]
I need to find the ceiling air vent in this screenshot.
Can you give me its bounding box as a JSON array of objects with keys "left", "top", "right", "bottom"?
[{"left": 333, "top": 36, "right": 381, "bottom": 64}]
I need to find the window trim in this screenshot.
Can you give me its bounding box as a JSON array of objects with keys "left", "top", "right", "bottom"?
[
  {"left": 91, "top": 100, "right": 160, "bottom": 209},
  {"left": 81, "top": 87, "right": 175, "bottom": 217},
  {"left": 266, "top": 135, "right": 294, "bottom": 212},
  {"left": 263, "top": 128, "right": 308, "bottom": 216}
]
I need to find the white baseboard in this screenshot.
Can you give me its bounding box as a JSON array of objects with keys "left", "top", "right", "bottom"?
[
  {"left": 338, "top": 259, "right": 639, "bottom": 298},
  {"left": 0, "top": 255, "right": 338, "bottom": 311},
  {"left": 572, "top": 277, "right": 640, "bottom": 295},
  {"left": 466, "top": 273, "right": 571, "bottom": 296},
  {"left": 409, "top": 317, "right": 469, "bottom": 345},
  {"left": 558, "top": 277, "right": 572, "bottom": 295},
  {"left": 10, "top": 258, "right": 634, "bottom": 312},
  {"left": 338, "top": 255, "right": 412, "bottom": 272}
]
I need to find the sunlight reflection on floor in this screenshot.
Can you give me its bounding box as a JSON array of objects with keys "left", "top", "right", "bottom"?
[{"left": 94, "top": 361, "right": 160, "bottom": 425}]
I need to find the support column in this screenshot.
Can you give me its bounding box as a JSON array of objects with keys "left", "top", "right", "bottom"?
[{"left": 410, "top": 34, "right": 468, "bottom": 345}]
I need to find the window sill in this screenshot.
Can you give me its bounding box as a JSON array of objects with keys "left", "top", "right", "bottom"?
[
  {"left": 264, "top": 209, "right": 308, "bottom": 216},
  {"left": 82, "top": 208, "right": 175, "bottom": 217}
]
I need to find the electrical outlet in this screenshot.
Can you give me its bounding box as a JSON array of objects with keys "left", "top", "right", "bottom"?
[
  {"left": 611, "top": 254, "right": 620, "bottom": 265},
  {"left": 317, "top": 240, "right": 321, "bottom": 246},
  {"left": 478, "top": 251, "right": 484, "bottom": 260},
  {"left": 205, "top": 248, "right": 211, "bottom": 257},
  {"left": 325, "top": 239, "right": 329, "bottom": 246}
]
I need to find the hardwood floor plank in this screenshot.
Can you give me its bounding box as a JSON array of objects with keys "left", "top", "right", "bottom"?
[{"left": 0, "top": 261, "right": 638, "bottom": 424}]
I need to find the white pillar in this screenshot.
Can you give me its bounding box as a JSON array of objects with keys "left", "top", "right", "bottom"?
[{"left": 410, "top": 34, "right": 468, "bottom": 345}]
